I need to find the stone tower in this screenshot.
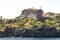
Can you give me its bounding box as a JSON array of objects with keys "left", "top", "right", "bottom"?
[{"left": 36, "top": 7, "right": 44, "bottom": 20}]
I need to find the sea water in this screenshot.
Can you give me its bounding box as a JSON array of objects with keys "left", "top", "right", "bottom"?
[{"left": 0, "top": 37, "right": 59, "bottom": 40}]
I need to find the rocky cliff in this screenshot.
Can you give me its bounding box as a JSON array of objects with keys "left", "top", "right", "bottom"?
[{"left": 0, "top": 26, "right": 60, "bottom": 37}]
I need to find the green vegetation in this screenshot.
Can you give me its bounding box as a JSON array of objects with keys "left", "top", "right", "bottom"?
[
  {"left": 0, "top": 13, "right": 60, "bottom": 30},
  {"left": 0, "top": 21, "right": 5, "bottom": 27}
]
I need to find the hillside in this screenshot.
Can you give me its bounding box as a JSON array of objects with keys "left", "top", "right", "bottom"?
[{"left": 0, "top": 8, "right": 59, "bottom": 37}]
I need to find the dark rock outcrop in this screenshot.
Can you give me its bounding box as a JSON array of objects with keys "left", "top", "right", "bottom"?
[
  {"left": 22, "top": 29, "right": 34, "bottom": 37},
  {"left": 14, "top": 29, "right": 23, "bottom": 37},
  {"left": 4, "top": 27, "right": 15, "bottom": 37},
  {"left": 0, "top": 27, "right": 60, "bottom": 37}
]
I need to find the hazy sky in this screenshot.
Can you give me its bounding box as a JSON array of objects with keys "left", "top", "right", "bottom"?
[{"left": 0, "top": 0, "right": 60, "bottom": 18}]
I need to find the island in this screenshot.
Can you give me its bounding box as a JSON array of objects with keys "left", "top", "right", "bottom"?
[{"left": 0, "top": 7, "right": 60, "bottom": 37}]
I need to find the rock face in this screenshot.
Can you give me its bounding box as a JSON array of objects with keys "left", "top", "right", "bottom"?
[
  {"left": 4, "top": 27, "right": 15, "bottom": 37},
  {"left": 14, "top": 29, "right": 23, "bottom": 37},
  {"left": 22, "top": 29, "right": 34, "bottom": 37},
  {"left": 0, "top": 27, "right": 60, "bottom": 37},
  {"left": 19, "top": 8, "right": 44, "bottom": 20}
]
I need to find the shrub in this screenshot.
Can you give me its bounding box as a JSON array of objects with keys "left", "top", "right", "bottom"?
[
  {"left": 18, "top": 22, "right": 24, "bottom": 27},
  {"left": 32, "top": 24, "right": 39, "bottom": 28}
]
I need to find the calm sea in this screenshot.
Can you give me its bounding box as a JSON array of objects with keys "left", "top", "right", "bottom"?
[{"left": 0, "top": 37, "right": 59, "bottom": 40}]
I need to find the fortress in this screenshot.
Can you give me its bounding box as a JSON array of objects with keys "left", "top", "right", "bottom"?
[{"left": 19, "top": 7, "right": 44, "bottom": 20}]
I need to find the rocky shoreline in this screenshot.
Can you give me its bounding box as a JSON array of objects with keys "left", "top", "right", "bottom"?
[{"left": 0, "top": 26, "right": 60, "bottom": 37}]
